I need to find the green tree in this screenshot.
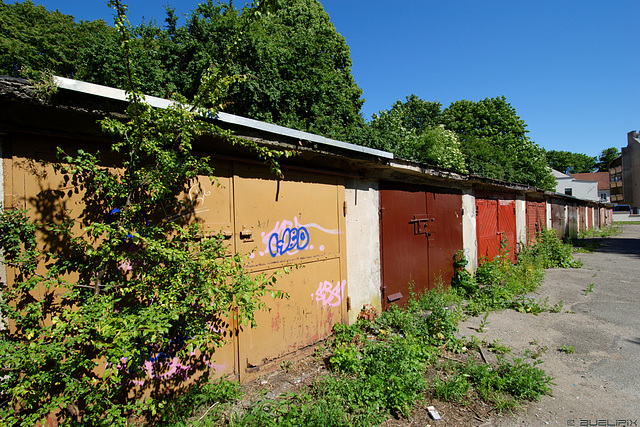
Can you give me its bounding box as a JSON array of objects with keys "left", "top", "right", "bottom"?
[
  {"left": 2, "top": 0, "right": 365, "bottom": 141},
  {"left": 441, "top": 96, "right": 555, "bottom": 190},
  {"left": 365, "top": 95, "right": 467, "bottom": 173},
  {"left": 0, "top": 2, "right": 287, "bottom": 424},
  {"left": 169, "top": 0, "right": 365, "bottom": 140},
  {"left": 596, "top": 147, "right": 620, "bottom": 172},
  {"left": 0, "top": 0, "right": 111, "bottom": 79},
  {"left": 545, "top": 150, "right": 597, "bottom": 174}
]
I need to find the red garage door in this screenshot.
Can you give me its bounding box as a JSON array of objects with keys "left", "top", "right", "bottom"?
[
  {"left": 476, "top": 194, "right": 516, "bottom": 263},
  {"left": 379, "top": 183, "right": 463, "bottom": 309},
  {"left": 526, "top": 199, "right": 547, "bottom": 244}
]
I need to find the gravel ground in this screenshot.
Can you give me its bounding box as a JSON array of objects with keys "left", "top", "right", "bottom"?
[{"left": 457, "top": 223, "right": 640, "bottom": 426}]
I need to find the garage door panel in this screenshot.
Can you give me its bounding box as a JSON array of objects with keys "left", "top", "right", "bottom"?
[
  {"left": 233, "top": 163, "right": 342, "bottom": 269},
  {"left": 238, "top": 258, "right": 344, "bottom": 373}
]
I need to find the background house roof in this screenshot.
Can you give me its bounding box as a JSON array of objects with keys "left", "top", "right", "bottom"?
[{"left": 571, "top": 172, "right": 610, "bottom": 191}]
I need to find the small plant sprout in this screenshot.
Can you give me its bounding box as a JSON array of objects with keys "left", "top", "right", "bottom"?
[
  {"left": 584, "top": 283, "right": 595, "bottom": 296},
  {"left": 550, "top": 300, "right": 564, "bottom": 313},
  {"left": 560, "top": 345, "right": 575, "bottom": 354},
  {"left": 477, "top": 312, "right": 490, "bottom": 332}
]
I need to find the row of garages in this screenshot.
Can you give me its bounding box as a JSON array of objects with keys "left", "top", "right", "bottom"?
[{"left": 0, "top": 76, "right": 612, "bottom": 384}]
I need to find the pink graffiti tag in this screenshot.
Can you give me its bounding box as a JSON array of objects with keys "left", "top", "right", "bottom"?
[{"left": 314, "top": 280, "right": 346, "bottom": 307}]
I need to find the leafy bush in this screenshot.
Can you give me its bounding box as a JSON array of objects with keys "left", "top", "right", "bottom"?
[
  {"left": 434, "top": 374, "right": 471, "bottom": 403},
  {"left": 451, "top": 251, "right": 478, "bottom": 296},
  {"left": 461, "top": 356, "right": 553, "bottom": 409},
  {"left": 330, "top": 345, "right": 361, "bottom": 373},
  {"left": 520, "top": 229, "right": 582, "bottom": 269},
  {"left": 0, "top": 3, "right": 289, "bottom": 425}
]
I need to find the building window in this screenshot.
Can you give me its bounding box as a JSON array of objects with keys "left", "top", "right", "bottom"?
[{"left": 564, "top": 188, "right": 573, "bottom": 196}]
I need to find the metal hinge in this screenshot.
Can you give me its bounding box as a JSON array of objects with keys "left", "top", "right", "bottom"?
[{"left": 343, "top": 201, "right": 348, "bottom": 216}]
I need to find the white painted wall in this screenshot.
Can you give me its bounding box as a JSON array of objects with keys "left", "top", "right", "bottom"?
[
  {"left": 461, "top": 190, "right": 477, "bottom": 272},
  {"left": 546, "top": 201, "right": 553, "bottom": 230},
  {"left": 344, "top": 178, "right": 381, "bottom": 324},
  {"left": 515, "top": 196, "right": 527, "bottom": 251}
]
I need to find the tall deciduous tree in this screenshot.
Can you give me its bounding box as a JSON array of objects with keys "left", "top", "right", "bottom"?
[
  {"left": 545, "top": 150, "right": 597, "bottom": 174},
  {"left": 596, "top": 147, "right": 620, "bottom": 172},
  {"left": 1, "top": 0, "right": 365, "bottom": 141},
  {"left": 171, "top": 0, "right": 365, "bottom": 140},
  {"left": 364, "top": 95, "right": 467, "bottom": 173},
  {"left": 0, "top": 0, "right": 111, "bottom": 79},
  {"left": 441, "top": 96, "right": 555, "bottom": 190}
]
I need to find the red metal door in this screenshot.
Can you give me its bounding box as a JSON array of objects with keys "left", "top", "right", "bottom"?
[
  {"left": 477, "top": 195, "right": 516, "bottom": 263},
  {"left": 380, "top": 185, "right": 429, "bottom": 309},
  {"left": 427, "top": 190, "right": 463, "bottom": 288},
  {"left": 498, "top": 199, "right": 517, "bottom": 262},
  {"left": 476, "top": 198, "right": 499, "bottom": 261},
  {"left": 379, "top": 184, "right": 463, "bottom": 309},
  {"left": 525, "top": 200, "right": 546, "bottom": 244}
]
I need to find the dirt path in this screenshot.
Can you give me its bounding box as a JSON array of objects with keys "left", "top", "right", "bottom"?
[{"left": 457, "top": 224, "right": 640, "bottom": 426}]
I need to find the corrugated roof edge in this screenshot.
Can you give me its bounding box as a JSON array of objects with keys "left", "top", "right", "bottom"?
[{"left": 53, "top": 76, "right": 393, "bottom": 160}]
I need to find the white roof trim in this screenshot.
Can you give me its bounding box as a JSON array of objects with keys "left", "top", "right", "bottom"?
[{"left": 53, "top": 76, "right": 393, "bottom": 160}]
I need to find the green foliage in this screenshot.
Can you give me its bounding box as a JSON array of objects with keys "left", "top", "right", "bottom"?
[
  {"left": 330, "top": 345, "right": 361, "bottom": 374},
  {"left": 1, "top": 0, "right": 365, "bottom": 142},
  {"left": 0, "top": 2, "right": 289, "bottom": 425},
  {"left": 442, "top": 97, "right": 555, "bottom": 190},
  {"left": 519, "top": 229, "right": 582, "bottom": 269},
  {"left": 434, "top": 374, "right": 470, "bottom": 403},
  {"left": 559, "top": 345, "right": 575, "bottom": 354},
  {"left": 157, "top": 378, "right": 242, "bottom": 426},
  {"left": 461, "top": 357, "right": 553, "bottom": 409},
  {"left": 544, "top": 147, "right": 620, "bottom": 174},
  {"left": 331, "top": 322, "right": 365, "bottom": 347},
  {"left": 597, "top": 147, "right": 620, "bottom": 172},
  {"left": 451, "top": 251, "right": 478, "bottom": 296},
  {"left": 363, "top": 95, "right": 467, "bottom": 173},
  {"left": 578, "top": 224, "right": 622, "bottom": 239},
  {"left": 0, "top": 0, "right": 112, "bottom": 80},
  {"left": 373, "top": 303, "right": 430, "bottom": 340},
  {"left": 545, "top": 149, "right": 597, "bottom": 174},
  {"left": 584, "top": 283, "right": 595, "bottom": 296}
]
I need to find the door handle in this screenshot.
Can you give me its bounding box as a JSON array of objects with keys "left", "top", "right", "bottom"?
[{"left": 240, "top": 226, "right": 253, "bottom": 241}]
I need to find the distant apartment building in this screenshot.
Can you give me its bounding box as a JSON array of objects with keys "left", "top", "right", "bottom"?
[
  {"left": 608, "top": 131, "right": 640, "bottom": 213},
  {"left": 609, "top": 155, "right": 623, "bottom": 204}
]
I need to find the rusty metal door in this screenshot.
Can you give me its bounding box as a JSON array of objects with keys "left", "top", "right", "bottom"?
[
  {"left": 587, "top": 207, "right": 594, "bottom": 230},
  {"left": 578, "top": 206, "right": 586, "bottom": 233},
  {"left": 551, "top": 200, "right": 565, "bottom": 239},
  {"left": 379, "top": 183, "right": 462, "bottom": 310},
  {"left": 568, "top": 205, "right": 578, "bottom": 238},
  {"left": 427, "top": 190, "right": 463, "bottom": 288},
  {"left": 232, "top": 162, "right": 347, "bottom": 378},
  {"left": 379, "top": 184, "right": 429, "bottom": 309},
  {"left": 476, "top": 195, "right": 516, "bottom": 263},
  {"left": 525, "top": 199, "right": 546, "bottom": 244}
]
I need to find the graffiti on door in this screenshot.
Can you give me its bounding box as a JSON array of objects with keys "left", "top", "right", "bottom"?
[
  {"left": 258, "top": 217, "right": 338, "bottom": 258},
  {"left": 312, "top": 280, "right": 346, "bottom": 307}
]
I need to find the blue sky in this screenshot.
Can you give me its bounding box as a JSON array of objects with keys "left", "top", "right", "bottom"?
[{"left": 33, "top": 0, "right": 639, "bottom": 157}]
